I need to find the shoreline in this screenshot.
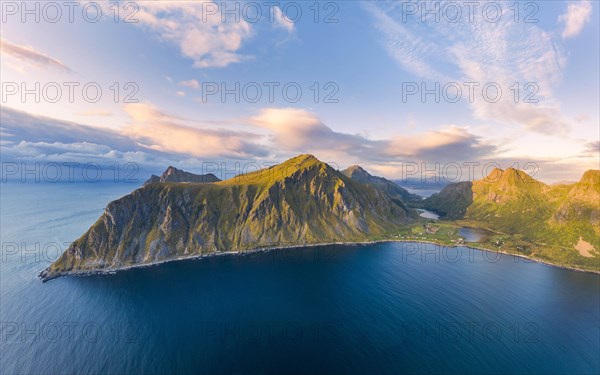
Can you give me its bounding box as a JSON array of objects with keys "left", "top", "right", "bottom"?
[{"left": 38, "top": 239, "right": 600, "bottom": 282}]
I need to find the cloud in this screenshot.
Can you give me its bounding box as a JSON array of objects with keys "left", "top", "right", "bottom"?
[
  {"left": 0, "top": 107, "right": 151, "bottom": 165},
  {"left": 2, "top": 106, "right": 591, "bottom": 182},
  {"left": 363, "top": 3, "right": 448, "bottom": 81},
  {"left": 77, "top": 110, "right": 113, "bottom": 117},
  {"left": 582, "top": 140, "right": 599, "bottom": 156},
  {"left": 1, "top": 107, "right": 136, "bottom": 150},
  {"left": 122, "top": 103, "right": 268, "bottom": 158},
  {"left": 365, "top": 1, "right": 569, "bottom": 135},
  {"left": 559, "top": 0, "right": 593, "bottom": 39},
  {"left": 130, "top": 2, "right": 252, "bottom": 68},
  {"left": 273, "top": 6, "right": 295, "bottom": 33},
  {"left": 386, "top": 126, "right": 496, "bottom": 161},
  {"left": 0, "top": 106, "right": 278, "bottom": 185},
  {"left": 2, "top": 105, "right": 270, "bottom": 163},
  {"left": 251, "top": 108, "right": 379, "bottom": 155},
  {"left": 176, "top": 91, "right": 186, "bottom": 97},
  {"left": 179, "top": 79, "right": 201, "bottom": 89},
  {"left": 251, "top": 108, "right": 495, "bottom": 163},
  {"left": 0, "top": 39, "right": 71, "bottom": 72}
]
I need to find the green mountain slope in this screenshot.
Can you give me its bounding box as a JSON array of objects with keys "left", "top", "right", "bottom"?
[
  {"left": 547, "top": 170, "right": 600, "bottom": 249},
  {"left": 466, "top": 168, "right": 552, "bottom": 235},
  {"left": 422, "top": 168, "right": 600, "bottom": 266},
  {"left": 41, "top": 155, "right": 412, "bottom": 280}
]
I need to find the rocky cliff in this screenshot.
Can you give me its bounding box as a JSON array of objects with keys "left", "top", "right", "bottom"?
[{"left": 40, "top": 155, "right": 414, "bottom": 281}]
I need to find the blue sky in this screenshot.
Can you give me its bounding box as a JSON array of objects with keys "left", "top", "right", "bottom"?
[{"left": 1, "top": 0, "right": 598, "bottom": 182}]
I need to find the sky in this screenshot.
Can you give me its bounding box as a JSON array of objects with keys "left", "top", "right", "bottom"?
[{"left": 1, "top": 0, "right": 598, "bottom": 182}]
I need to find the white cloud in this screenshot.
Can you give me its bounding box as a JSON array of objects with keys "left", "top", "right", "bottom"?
[
  {"left": 122, "top": 103, "right": 267, "bottom": 158},
  {"left": 273, "top": 6, "right": 295, "bottom": 33},
  {"left": 559, "top": 0, "right": 593, "bottom": 39},
  {"left": 2, "top": 106, "right": 594, "bottom": 181},
  {"left": 179, "top": 79, "right": 200, "bottom": 90},
  {"left": 1, "top": 107, "right": 266, "bottom": 168},
  {"left": 131, "top": 2, "right": 253, "bottom": 68},
  {"left": 12, "top": 140, "right": 114, "bottom": 158},
  {"left": 251, "top": 108, "right": 495, "bottom": 163},
  {"left": 365, "top": 1, "right": 569, "bottom": 135},
  {"left": 0, "top": 39, "right": 71, "bottom": 72},
  {"left": 386, "top": 126, "right": 496, "bottom": 160},
  {"left": 363, "top": 3, "right": 448, "bottom": 81}
]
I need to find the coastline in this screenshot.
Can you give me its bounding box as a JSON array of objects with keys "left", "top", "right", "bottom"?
[{"left": 38, "top": 238, "right": 600, "bottom": 282}]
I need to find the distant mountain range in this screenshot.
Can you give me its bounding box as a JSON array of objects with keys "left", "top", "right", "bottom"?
[{"left": 39, "top": 156, "right": 599, "bottom": 281}]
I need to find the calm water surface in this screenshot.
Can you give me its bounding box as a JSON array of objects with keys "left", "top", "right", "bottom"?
[{"left": 1, "top": 183, "right": 599, "bottom": 374}]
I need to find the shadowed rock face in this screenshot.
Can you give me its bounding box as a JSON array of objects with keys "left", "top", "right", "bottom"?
[
  {"left": 40, "top": 155, "right": 414, "bottom": 281},
  {"left": 342, "top": 165, "right": 422, "bottom": 205},
  {"left": 421, "top": 181, "right": 473, "bottom": 219},
  {"left": 144, "top": 166, "right": 221, "bottom": 185}
]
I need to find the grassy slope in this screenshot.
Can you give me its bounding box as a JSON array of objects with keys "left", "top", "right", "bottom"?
[{"left": 420, "top": 168, "right": 599, "bottom": 270}]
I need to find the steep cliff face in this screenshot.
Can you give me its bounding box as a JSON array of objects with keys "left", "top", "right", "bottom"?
[{"left": 41, "top": 155, "right": 412, "bottom": 280}]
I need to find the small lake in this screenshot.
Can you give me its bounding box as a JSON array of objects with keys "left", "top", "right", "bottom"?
[{"left": 459, "top": 227, "right": 494, "bottom": 242}]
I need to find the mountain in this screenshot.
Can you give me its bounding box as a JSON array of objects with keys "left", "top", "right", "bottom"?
[
  {"left": 144, "top": 166, "right": 221, "bottom": 185},
  {"left": 40, "top": 155, "right": 413, "bottom": 281},
  {"left": 422, "top": 168, "right": 600, "bottom": 263},
  {"left": 548, "top": 170, "right": 600, "bottom": 251},
  {"left": 342, "top": 165, "right": 422, "bottom": 205},
  {"left": 420, "top": 181, "right": 472, "bottom": 219},
  {"left": 465, "top": 168, "right": 552, "bottom": 235},
  {"left": 423, "top": 168, "right": 550, "bottom": 224},
  {"left": 551, "top": 170, "right": 600, "bottom": 225}
]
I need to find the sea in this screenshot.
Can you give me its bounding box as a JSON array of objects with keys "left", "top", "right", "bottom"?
[{"left": 1, "top": 181, "right": 599, "bottom": 374}]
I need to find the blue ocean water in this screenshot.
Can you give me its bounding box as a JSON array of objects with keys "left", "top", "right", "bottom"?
[{"left": 1, "top": 182, "right": 599, "bottom": 375}]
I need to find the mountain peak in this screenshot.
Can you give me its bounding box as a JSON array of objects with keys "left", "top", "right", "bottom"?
[
  {"left": 346, "top": 165, "right": 364, "bottom": 171},
  {"left": 164, "top": 165, "right": 179, "bottom": 175},
  {"left": 279, "top": 154, "right": 329, "bottom": 172},
  {"left": 285, "top": 154, "right": 322, "bottom": 168},
  {"left": 580, "top": 169, "right": 600, "bottom": 185},
  {"left": 219, "top": 154, "right": 330, "bottom": 186},
  {"left": 342, "top": 164, "right": 421, "bottom": 204},
  {"left": 284, "top": 154, "right": 320, "bottom": 163},
  {"left": 485, "top": 167, "right": 504, "bottom": 180},
  {"left": 343, "top": 165, "right": 371, "bottom": 179},
  {"left": 144, "top": 166, "right": 221, "bottom": 185},
  {"left": 483, "top": 167, "right": 539, "bottom": 185}
]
